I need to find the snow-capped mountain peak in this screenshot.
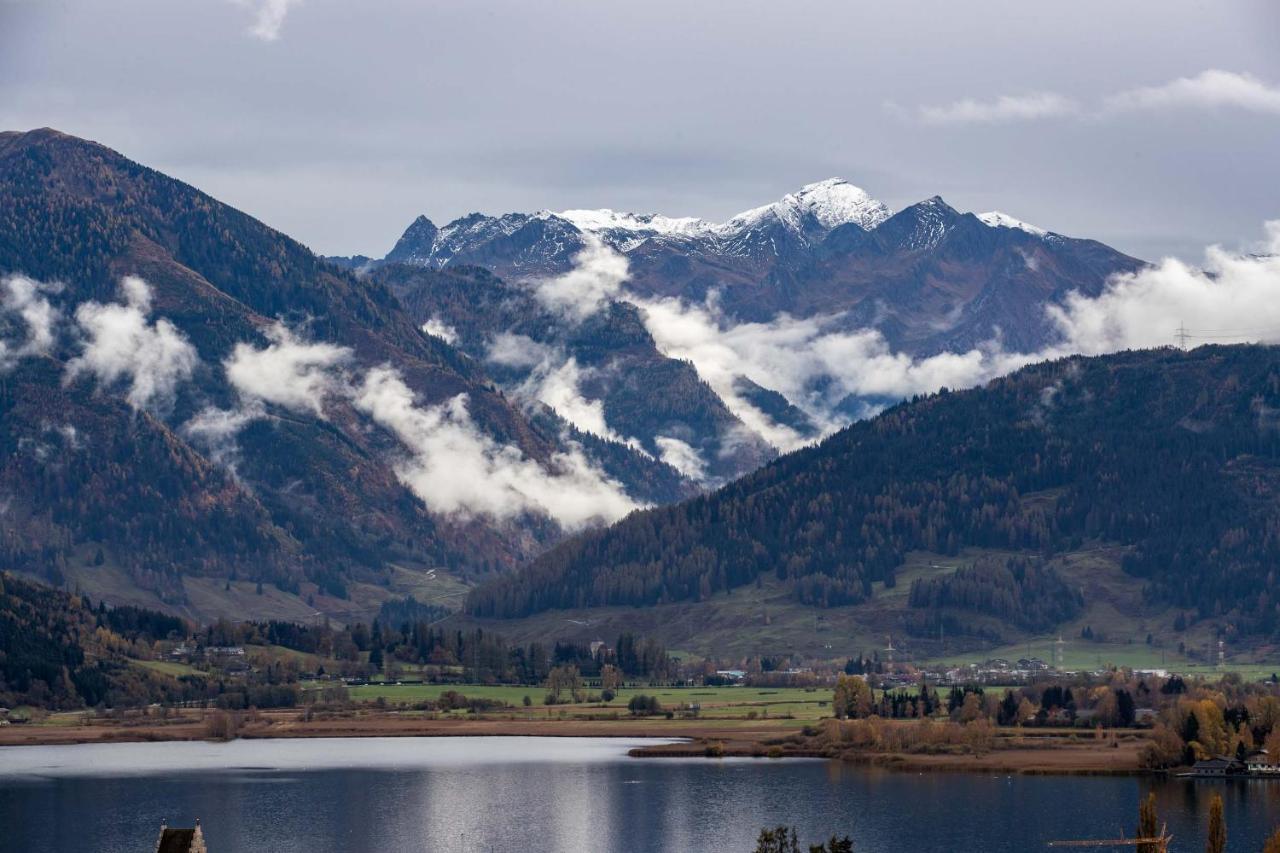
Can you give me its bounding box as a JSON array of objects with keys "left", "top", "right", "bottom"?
[
  {"left": 553, "top": 179, "right": 892, "bottom": 245},
  {"left": 725, "top": 178, "right": 892, "bottom": 234},
  {"left": 977, "top": 210, "right": 1049, "bottom": 237},
  {"left": 555, "top": 208, "right": 713, "bottom": 237}
]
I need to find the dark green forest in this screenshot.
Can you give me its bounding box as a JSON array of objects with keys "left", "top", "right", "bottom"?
[{"left": 468, "top": 346, "right": 1280, "bottom": 635}]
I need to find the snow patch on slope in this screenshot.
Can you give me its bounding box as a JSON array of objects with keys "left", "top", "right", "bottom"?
[{"left": 978, "top": 211, "right": 1049, "bottom": 237}]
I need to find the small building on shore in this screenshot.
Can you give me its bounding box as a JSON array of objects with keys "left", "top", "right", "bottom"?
[
  {"left": 155, "top": 820, "right": 207, "bottom": 853},
  {"left": 1188, "top": 756, "right": 1246, "bottom": 777}
]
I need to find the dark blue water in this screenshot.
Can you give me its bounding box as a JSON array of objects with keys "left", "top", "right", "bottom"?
[{"left": 0, "top": 737, "right": 1276, "bottom": 852}]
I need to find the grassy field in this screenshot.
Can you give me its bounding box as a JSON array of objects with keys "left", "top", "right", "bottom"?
[
  {"left": 130, "top": 659, "right": 207, "bottom": 677},
  {"left": 322, "top": 682, "right": 832, "bottom": 723}
]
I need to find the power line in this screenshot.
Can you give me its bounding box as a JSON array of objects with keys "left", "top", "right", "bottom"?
[{"left": 1174, "top": 324, "right": 1280, "bottom": 347}]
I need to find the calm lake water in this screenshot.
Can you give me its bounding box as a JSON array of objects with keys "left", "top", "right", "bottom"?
[{"left": 1, "top": 737, "right": 1277, "bottom": 853}]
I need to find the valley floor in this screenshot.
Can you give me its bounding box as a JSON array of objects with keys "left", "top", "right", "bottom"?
[{"left": 0, "top": 708, "right": 1149, "bottom": 776}]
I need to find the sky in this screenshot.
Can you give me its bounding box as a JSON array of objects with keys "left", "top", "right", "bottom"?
[{"left": 2, "top": 0, "right": 1278, "bottom": 262}]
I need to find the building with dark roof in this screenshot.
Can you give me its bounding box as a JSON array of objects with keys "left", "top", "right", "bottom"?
[
  {"left": 1189, "top": 756, "right": 1245, "bottom": 777},
  {"left": 155, "top": 820, "right": 207, "bottom": 853}
]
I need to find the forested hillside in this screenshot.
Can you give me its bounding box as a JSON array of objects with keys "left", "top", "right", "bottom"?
[
  {"left": 0, "top": 128, "right": 680, "bottom": 618},
  {"left": 468, "top": 345, "right": 1280, "bottom": 636},
  {"left": 0, "top": 572, "right": 189, "bottom": 709}
]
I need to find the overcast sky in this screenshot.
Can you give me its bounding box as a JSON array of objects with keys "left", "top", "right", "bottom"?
[{"left": 3, "top": 0, "right": 1278, "bottom": 261}]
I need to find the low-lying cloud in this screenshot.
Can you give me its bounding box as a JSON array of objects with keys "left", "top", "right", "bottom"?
[
  {"left": 628, "top": 221, "right": 1280, "bottom": 451},
  {"left": 654, "top": 435, "right": 708, "bottom": 482},
  {"left": 488, "top": 332, "right": 638, "bottom": 447},
  {"left": 421, "top": 316, "right": 460, "bottom": 345},
  {"left": 353, "top": 366, "right": 639, "bottom": 528},
  {"left": 183, "top": 399, "right": 267, "bottom": 471},
  {"left": 65, "top": 276, "right": 198, "bottom": 409},
  {"left": 225, "top": 323, "right": 351, "bottom": 416},
  {"left": 532, "top": 234, "right": 629, "bottom": 322},
  {"left": 635, "top": 293, "right": 1026, "bottom": 450},
  {"left": 197, "top": 323, "right": 639, "bottom": 528},
  {"left": 1046, "top": 221, "right": 1280, "bottom": 353},
  {"left": 0, "top": 274, "right": 59, "bottom": 370}
]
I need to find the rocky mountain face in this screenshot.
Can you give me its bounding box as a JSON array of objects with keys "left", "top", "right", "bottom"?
[
  {"left": 0, "top": 129, "right": 682, "bottom": 620},
  {"left": 360, "top": 179, "right": 1142, "bottom": 357}
]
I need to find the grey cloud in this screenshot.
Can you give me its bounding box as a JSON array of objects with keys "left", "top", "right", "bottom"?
[
  {"left": 231, "top": 0, "right": 303, "bottom": 42},
  {"left": 3, "top": 2, "right": 1276, "bottom": 262},
  {"left": 1103, "top": 70, "right": 1280, "bottom": 115},
  {"left": 918, "top": 93, "right": 1081, "bottom": 125},
  {"left": 916, "top": 69, "right": 1280, "bottom": 125}
]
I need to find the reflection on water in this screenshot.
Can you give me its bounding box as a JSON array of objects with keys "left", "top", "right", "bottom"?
[{"left": 0, "top": 737, "right": 1276, "bottom": 853}]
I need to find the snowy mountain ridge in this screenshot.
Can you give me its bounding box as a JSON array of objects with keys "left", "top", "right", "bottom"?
[{"left": 379, "top": 178, "right": 1063, "bottom": 273}]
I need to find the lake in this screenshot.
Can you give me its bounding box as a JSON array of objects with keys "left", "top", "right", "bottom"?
[{"left": 0, "top": 737, "right": 1276, "bottom": 852}]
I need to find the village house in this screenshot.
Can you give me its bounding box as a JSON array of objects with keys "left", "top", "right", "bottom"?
[{"left": 1246, "top": 749, "right": 1280, "bottom": 775}]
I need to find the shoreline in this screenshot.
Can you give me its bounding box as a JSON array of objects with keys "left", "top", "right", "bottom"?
[{"left": 0, "top": 710, "right": 1152, "bottom": 776}]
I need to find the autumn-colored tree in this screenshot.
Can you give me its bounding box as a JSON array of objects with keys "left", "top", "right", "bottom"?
[
  {"left": 600, "top": 664, "right": 623, "bottom": 693},
  {"left": 1261, "top": 828, "right": 1280, "bottom": 853},
  {"left": 1264, "top": 727, "right": 1280, "bottom": 763},
  {"left": 1206, "top": 792, "right": 1226, "bottom": 853},
  {"left": 1137, "top": 792, "right": 1159, "bottom": 853},
  {"left": 959, "top": 692, "right": 986, "bottom": 724},
  {"left": 833, "top": 675, "right": 873, "bottom": 719},
  {"left": 546, "top": 665, "right": 582, "bottom": 704},
  {"left": 1139, "top": 723, "right": 1186, "bottom": 770}
]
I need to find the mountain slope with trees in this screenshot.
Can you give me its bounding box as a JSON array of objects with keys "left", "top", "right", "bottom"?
[
  {"left": 468, "top": 345, "right": 1280, "bottom": 637},
  {"left": 0, "top": 128, "right": 680, "bottom": 619},
  {"left": 372, "top": 262, "right": 776, "bottom": 483}
]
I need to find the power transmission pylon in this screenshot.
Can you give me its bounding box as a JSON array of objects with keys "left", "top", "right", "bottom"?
[{"left": 1175, "top": 322, "right": 1190, "bottom": 350}]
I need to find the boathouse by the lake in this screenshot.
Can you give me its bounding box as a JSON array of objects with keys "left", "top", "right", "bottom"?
[
  {"left": 155, "top": 819, "right": 207, "bottom": 853},
  {"left": 1189, "top": 756, "right": 1246, "bottom": 777}
]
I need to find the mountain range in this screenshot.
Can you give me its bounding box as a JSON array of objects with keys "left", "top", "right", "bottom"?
[
  {"left": 332, "top": 177, "right": 1144, "bottom": 481},
  {"left": 335, "top": 177, "right": 1142, "bottom": 355},
  {"left": 4, "top": 127, "right": 1211, "bottom": 651}
]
